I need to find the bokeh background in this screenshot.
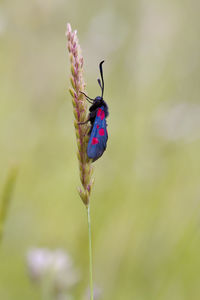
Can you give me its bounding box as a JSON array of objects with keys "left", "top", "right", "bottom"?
[{"left": 1, "top": 0, "right": 200, "bottom": 299}]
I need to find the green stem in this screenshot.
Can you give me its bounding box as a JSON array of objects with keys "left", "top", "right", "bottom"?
[{"left": 86, "top": 204, "right": 93, "bottom": 300}]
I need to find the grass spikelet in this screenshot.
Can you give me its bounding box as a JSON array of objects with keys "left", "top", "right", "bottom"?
[{"left": 66, "top": 23, "right": 94, "bottom": 206}]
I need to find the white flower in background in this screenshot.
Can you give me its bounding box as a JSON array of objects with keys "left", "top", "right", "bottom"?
[
  {"left": 27, "top": 248, "right": 79, "bottom": 292},
  {"left": 27, "top": 248, "right": 52, "bottom": 280}
]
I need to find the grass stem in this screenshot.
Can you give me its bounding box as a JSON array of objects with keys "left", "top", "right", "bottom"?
[{"left": 86, "top": 204, "right": 93, "bottom": 300}]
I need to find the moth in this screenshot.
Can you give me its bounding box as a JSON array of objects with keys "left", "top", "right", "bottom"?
[{"left": 79, "top": 61, "right": 109, "bottom": 162}]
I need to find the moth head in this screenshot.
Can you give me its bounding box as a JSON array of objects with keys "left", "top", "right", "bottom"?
[{"left": 94, "top": 96, "right": 103, "bottom": 103}]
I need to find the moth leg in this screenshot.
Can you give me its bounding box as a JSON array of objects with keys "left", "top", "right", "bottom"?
[
  {"left": 77, "top": 119, "right": 91, "bottom": 137},
  {"left": 79, "top": 91, "right": 94, "bottom": 104},
  {"left": 78, "top": 111, "right": 95, "bottom": 125},
  {"left": 78, "top": 119, "right": 90, "bottom": 125}
]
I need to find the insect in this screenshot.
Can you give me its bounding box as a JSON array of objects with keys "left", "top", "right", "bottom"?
[{"left": 79, "top": 60, "right": 109, "bottom": 162}]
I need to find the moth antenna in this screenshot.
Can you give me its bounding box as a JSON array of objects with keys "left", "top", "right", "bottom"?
[
  {"left": 97, "top": 78, "right": 102, "bottom": 89},
  {"left": 99, "top": 60, "right": 105, "bottom": 98}
]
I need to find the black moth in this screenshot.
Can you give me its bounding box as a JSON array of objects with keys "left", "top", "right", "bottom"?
[{"left": 79, "top": 61, "right": 109, "bottom": 162}]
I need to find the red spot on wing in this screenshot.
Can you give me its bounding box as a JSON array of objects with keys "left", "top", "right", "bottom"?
[
  {"left": 97, "top": 125, "right": 100, "bottom": 129},
  {"left": 92, "top": 137, "right": 99, "bottom": 145},
  {"left": 97, "top": 108, "right": 102, "bottom": 117},
  {"left": 99, "top": 128, "right": 105, "bottom": 136},
  {"left": 100, "top": 110, "right": 105, "bottom": 120},
  {"left": 97, "top": 108, "right": 105, "bottom": 120}
]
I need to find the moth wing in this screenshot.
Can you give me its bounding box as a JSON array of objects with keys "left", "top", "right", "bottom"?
[{"left": 87, "top": 107, "right": 108, "bottom": 161}]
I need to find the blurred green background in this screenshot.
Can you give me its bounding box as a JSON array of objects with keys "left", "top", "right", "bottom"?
[{"left": 1, "top": 0, "right": 200, "bottom": 299}]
